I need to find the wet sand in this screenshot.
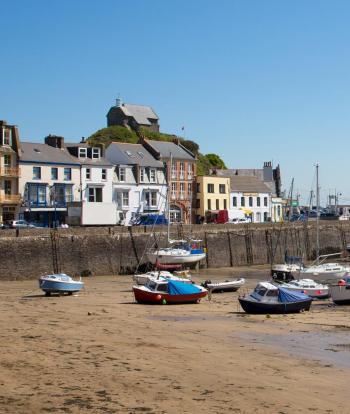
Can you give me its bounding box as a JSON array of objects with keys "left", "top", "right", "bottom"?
[{"left": 1, "top": 266, "right": 350, "bottom": 413}]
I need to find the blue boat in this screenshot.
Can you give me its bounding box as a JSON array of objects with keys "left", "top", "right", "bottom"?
[{"left": 39, "top": 273, "right": 84, "bottom": 296}]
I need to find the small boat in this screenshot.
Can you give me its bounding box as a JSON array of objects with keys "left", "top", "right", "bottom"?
[
  {"left": 279, "top": 279, "right": 330, "bottom": 299},
  {"left": 133, "top": 270, "right": 192, "bottom": 286},
  {"left": 238, "top": 282, "right": 312, "bottom": 314},
  {"left": 271, "top": 255, "right": 304, "bottom": 282},
  {"left": 146, "top": 239, "right": 206, "bottom": 265},
  {"left": 202, "top": 278, "right": 245, "bottom": 293},
  {"left": 39, "top": 273, "right": 84, "bottom": 296},
  {"left": 299, "top": 262, "right": 350, "bottom": 284},
  {"left": 133, "top": 278, "right": 207, "bottom": 304},
  {"left": 330, "top": 277, "right": 350, "bottom": 305}
]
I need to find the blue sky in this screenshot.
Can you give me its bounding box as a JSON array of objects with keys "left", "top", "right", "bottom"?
[{"left": 1, "top": 0, "right": 350, "bottom": 205}]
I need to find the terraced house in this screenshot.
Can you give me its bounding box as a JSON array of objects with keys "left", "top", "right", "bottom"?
[{"left": 0, "top": 120, "right": 21, "bottom": 224}]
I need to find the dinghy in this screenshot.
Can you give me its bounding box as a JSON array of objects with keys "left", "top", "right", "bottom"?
[
  {"left": 239, "top": 282, "right": 312, "bottom": 314},
  {"left": 202, "top": 278, "right": 245, "bottom": 293},
  {"left": 279, "top": 279, "right": 330, "bottom": 299},
  {"left": 133, "top": 270, "right": 192, "bottom": 286}
]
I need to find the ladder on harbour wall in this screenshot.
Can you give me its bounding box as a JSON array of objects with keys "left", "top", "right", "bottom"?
[{"left": 50, "top": 230, "right": 62, "bottom": 274}]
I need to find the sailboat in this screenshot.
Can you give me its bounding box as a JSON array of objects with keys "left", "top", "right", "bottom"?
[
  {"left": 146, "top": 153, "right": 206, "bottom": 266},
  {"left": 299, "top": 164, "right": 350, "bottom": 283}
]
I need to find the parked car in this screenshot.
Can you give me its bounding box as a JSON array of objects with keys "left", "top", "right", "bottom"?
[
  {"left": 206, "top": 210, "right": 229, "bottom": 224},
  {"left": 230, "top": 217, "right": 251, "bottom": 224},
  {"left": 8, "top": 220, "right": 37, "bottom": 228},
  {"left": 133, "top": 214, "right": 168, "bottom": 226}
]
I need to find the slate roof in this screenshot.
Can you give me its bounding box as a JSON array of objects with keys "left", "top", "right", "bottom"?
[
  {"left": 229, "top": 176, "right": 271, "bottom": 193},
  {"left": 145, "top": 139, "right": 195, "bottom": 160},
  {"left": 119, "top": 103, "right": 158, "bottom": 126},
  {"left": 105, "top": 142, "right": 163, "bottom": 168},
  {"left": 19, "top": 142, "right": 79, "bottom": 165}
]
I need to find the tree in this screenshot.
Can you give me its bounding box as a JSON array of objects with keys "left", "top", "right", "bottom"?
[{"left": 204, "top": 153, "right": 227, "bottom": 169}]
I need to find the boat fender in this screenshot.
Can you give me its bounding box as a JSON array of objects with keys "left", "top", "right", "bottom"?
[
  {"left": 338, "top": 279, "right": 346, "bottom": 286},
  {"left": 156, "top": 294, "right": 162, "bottom": 300},
  {"left": 162, "top": 299, "right": 167, "bottom": 305}
]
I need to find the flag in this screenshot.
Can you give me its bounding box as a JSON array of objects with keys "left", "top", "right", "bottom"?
[{"left": 181, "top": 126, "right": 185, "bottom": 131}]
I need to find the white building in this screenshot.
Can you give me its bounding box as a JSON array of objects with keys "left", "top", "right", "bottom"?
[
  {"left": 229, "top": 176, "right": 272, "bottom": 223},
  {"left": 18, "top": 138, "right": 81, "bottom": 226},
  {"left": 105, "top": 142, "right": 167, "bottom": 225},
  {"left": 66, "top": 142, "right": 116, "bottom": 225}
]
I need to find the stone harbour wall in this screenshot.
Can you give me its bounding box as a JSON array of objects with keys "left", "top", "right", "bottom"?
[{"left": 0, "top": 222, "right": 350, "bottom": 280}]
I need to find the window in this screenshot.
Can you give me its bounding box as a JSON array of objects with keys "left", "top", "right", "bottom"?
[
  {"left": 2, "top": 128, "right": 12, "bottom": 146},
  {"left": 140, "top": 167, "right": 145, "bottom": 183},
  {"left": 171, "top": 162, "right": 176, "bottom": 179},
  {"left": 51, "top": 168, "right": 58, "bottom": 180},
  {"left": 196, "top": 199, "right": 200, "bottom": 208},
  {"left": 33, "top": 166, "right": 41, "bottom": 180},
  {"left": 188, "top": 182, "right": 192, "bottom": 197},
  {"left": 207, "top": 184, "right": 214, "bottom": 193},
  {"left": 257, "top": 197, "right": 261, "bottom": 207},
  {"left": 150, "top": 169, "right": 156, "bottom": 183},
  {"left": 219, "top": 184, "right": 226, "bottom": 194},
  {"left": 188, "top": 163, "right": 193, "bottom": 179},
  {"left": 64, "top": 168, "right": 71, "bottom": 181},
  {"left": 86, "top": 168, "right": 91, "bottom": 180},
  {"left": 88, "top": 187, "right": 102, "bottom": 202},
  {"left": 196, "top": 183, "right": 200, "bottom": 193},
  {"left": 92, "top": 148, "right": 100, "bottom": 159},
  {"left": 216, "top": 199, "right": 219, "bottom": 210},
  {"left": 224, "top": 199, "right": 227, "bottom": 210},
  {"left": 179, "top": 162, "right": 185, "bottom": 178},
  {"left": 122, "top": 191, "right": 129, "bottom": 207},
  {"left": 232, "top": 196, "right": 237, "bottom": 207},
  {"left": 29, "top": 184, "right": 46, "bottom": 206},
  {"left": 171, "top": 182, "right": 176, "bottom": 199},
  {"left": 208, "top": 199, "right": 212, "bottom": 210},
  {"left": 179, "top": 182, "right": 185, "bottom": 199},
  {"left": 241, "top": 197, "right": 245, "bottom": 207},
  {"left": 79, "top": 147, "right": 87, "bottom": 158},
  {"left": 264, "top": 197, "right": 268, "bottom": 207},
  {"left": 102, "top": 169, "right": 107, "bottom": 180},
  {"left": 119, "top": 167, "right": 125, "bottom": 182},
  {"left": 263, "top": 212, "right": 268, "bottom": 222},
  {"left": 65, "top": 186, "right": 73, "bottom": 203},
  {"left": 249, "top": 197, "right": 253, "bottom": 207},
  {"left": 4, "top": 180, "right": 11, "bottom": 195},
  {"left": 4, "top": 155, "right": 11, "bottom": 167},
  {"left": 145, "top": 191, "right": 157, "bottom": 207},
  {"left": 277, "top": 205, "right": 281, "bottom": 217}
]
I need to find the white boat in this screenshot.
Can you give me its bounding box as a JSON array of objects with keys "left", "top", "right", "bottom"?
[
  {"left": 146, "top": 243, "right": 206, "bottom": 265},
  {"left": 279, "top": 278, "right": 329, "bottom": 299},
  {"left": 330, "top": 277, "right": 350, "bottom": 305},
  {"left": 271, "top": 255, "right": 304, "bottom": 282},
  {"left": 39, "top": 273, "right": 84, "bottom": 296},
  {"left": 299, "top": 261, "right": 349, "bottom": 284},
  {"left": 202, "top": 278, "right": 245, "bottom": 293},
  {"left": 133, "top": 270, "right": 192, "bottom": 286}
]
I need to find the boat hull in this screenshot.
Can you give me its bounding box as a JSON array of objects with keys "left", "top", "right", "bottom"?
[
  {"left": 133, "top": 286, "right": 207, "bottom": 304},
  {"left": 147, "top": 252, "right": 206, "bottom": 265},
  {"left": 299, "top": 270, "right": 348, "bottom": 284},
  {"left": 238, "top": 297, "right": 312, "bottom": 314},
  {"left": 330, "top": 285, "right": 350, "bottom": 305},
  {"left": 280, "top": 286, "right": 329, "bottom": 299},
  {"left": 39, "top": 279, "right": 84, "bottom": 294},
  {"left": 204, "top": 278, "right": 245, "bottom": 293}
]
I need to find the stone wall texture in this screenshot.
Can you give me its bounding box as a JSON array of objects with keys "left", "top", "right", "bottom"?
[{"left": 1, "top": 222, "right": 350, "bottom": 280}]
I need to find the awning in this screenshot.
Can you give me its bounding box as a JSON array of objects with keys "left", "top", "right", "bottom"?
[{"left": 240, "top": 208, "right": 253, "bottom": 215}]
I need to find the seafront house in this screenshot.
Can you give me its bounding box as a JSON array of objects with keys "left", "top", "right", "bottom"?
[
  {"left": 64, "top": 140, "right": 116, "bottom": 226},
  {"left": 18, "top": 136, "right": 80, "bottom": 226},
  {"left": 195, "top": 175, "right": 230, "bottom": 223},
  {"left": 0, "top": 120, "right": 21, "bottom": 224},
  {"left": 106, "top": 98, "right": 160, "bottom": 133},
  {"left": 105, "top": 142, "right": 167, "bottom": 225},
  {"left": 229, "top": 176, "right": 272, "bottom": 223},
  {"left": 141, "top": 138, "right": 196, "bottom": 223},
  {"left": 271, "top": 197, "right": 283, "bottom": 222}
]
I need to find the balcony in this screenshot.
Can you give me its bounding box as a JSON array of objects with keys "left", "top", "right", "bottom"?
[
  {"left": 0, "top": 167, "right": 21, "bottom": 177},
  {"left": 0, "top": 194, "right": 21, "bottom": 204}
]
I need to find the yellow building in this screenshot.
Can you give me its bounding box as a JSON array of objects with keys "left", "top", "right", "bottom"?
[{"left": 195, "top": 175, "right": 230, "bottom": 222}]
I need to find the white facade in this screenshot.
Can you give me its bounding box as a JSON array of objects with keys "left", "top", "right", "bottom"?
[
  {"left": 271, "top": 197, "right": 283, "bottom": 222},
  {"left": 230, "top": 191, "right": 271, "bottom": 223},
  {"left": 112, "top": 164, "right": 167, "bottom": 225}
]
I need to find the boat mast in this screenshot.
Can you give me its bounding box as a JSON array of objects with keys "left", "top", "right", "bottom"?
[
  {"left": 167, "top": 152, "right": 172, "bottom": 246},
  {"left": 316, "top": 163, "right": 320, "bottom": 263},
  {"left": 289, "top": 178, "right": 294, "bottom": 221}
]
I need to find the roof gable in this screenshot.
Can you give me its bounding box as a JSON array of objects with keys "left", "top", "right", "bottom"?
[{"left": 119, "top": 103, "right": 158, "bottom": 126}]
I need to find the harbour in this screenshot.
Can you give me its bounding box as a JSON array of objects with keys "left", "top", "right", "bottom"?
[{"left": 1, "top": 268, "right": 350, "bottom": 413}]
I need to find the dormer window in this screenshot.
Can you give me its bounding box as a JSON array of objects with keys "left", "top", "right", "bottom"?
[
  {"left": 2, "top": 128, "right": 12, "bottom": 146},
  {"left": 79, "top": 147, "right": 87, "bottom": 158},
  {"left": 92, "top": 148, "right": 100, "bottom": 159}
]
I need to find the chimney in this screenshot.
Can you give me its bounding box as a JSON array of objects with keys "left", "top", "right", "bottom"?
[
  {"left": 263, "top": 161, "right": 273, "bottom": 182},
  {"left": 45, "top": 134, "right": 64, "bottom": 149},
  {"left": 115, "top": 96, "right": 122, "bottom": 107}
]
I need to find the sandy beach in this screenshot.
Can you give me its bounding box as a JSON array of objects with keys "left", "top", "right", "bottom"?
[{"left": 1, "top": 266, "right": 350, "bottom": 413}]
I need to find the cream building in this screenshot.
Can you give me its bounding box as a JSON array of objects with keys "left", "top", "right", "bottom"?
[
  {"left": 195, "top": 175, "right": 230, "bottom": 221},
  {"left": 0, "top": 121, "right": 21, "bottom": 224}
]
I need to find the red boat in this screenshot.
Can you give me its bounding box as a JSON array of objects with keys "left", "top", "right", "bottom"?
[{"left": 133, "top": 278, "right": 208, "bottom": 304}]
